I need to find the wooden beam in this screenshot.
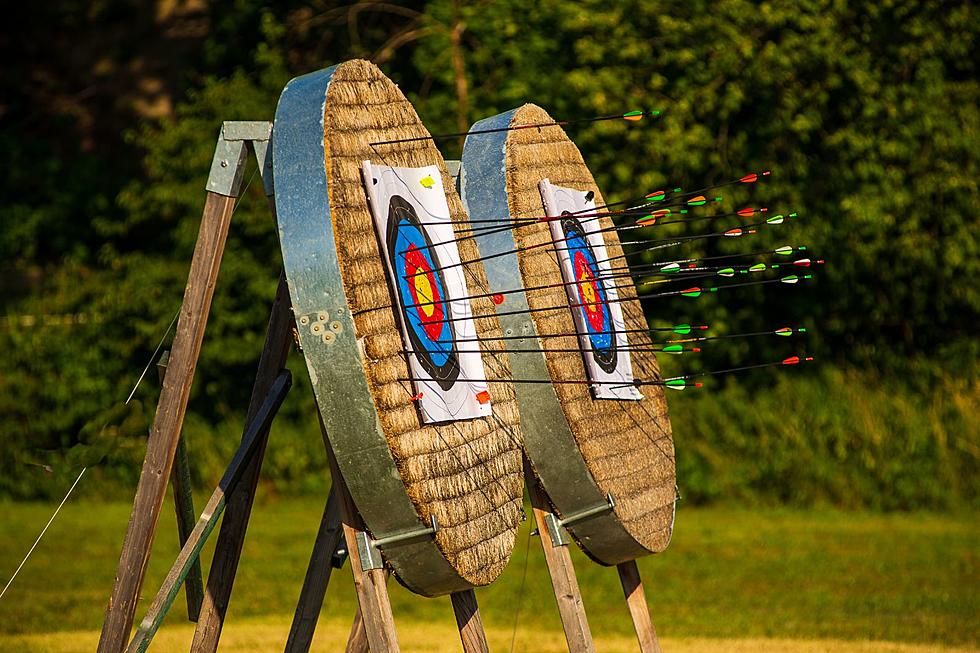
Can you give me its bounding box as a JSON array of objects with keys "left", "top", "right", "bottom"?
[
  {"left": 191, "top": 272, "right": 294, "bottom": 652},
  {"left": 124, "top": 371, "right": 293, "bottom": 653},
  {"left": 344, "top": 608, "right": 369, "bottom": 653},
  {"left": 283, "top": 487, "right": 344, "bottom": 653},
  {"left": 344, "top": 570, "right": 390, "bottom": 653},
  {"left": 97, "top": 191, "right": 237, "bottom": 653},
  {"left": 617, "top": 560, "right": 662, "bottom": 653},
  {"left": 526, "top": 459, "right": 596, "bottom": 653},
  {"left": 171, "top": 438, "right": 203, "bottom": 621},
  {"left": 156, "top": 351, "right": 204, "bottom": 622},
  {"left": 322, "top": 424, "right": 401, "bottom": 653},
  {"left": 451, "top": 590, "right": 490, "bottom": 653}
]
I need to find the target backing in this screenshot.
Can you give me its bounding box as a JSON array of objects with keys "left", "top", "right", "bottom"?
[
  {"left": 274, "top": 60, "right": 524, "bottom": 595},
  {"left": 460, "top": 103, "right": 676, "bottom": 564}
]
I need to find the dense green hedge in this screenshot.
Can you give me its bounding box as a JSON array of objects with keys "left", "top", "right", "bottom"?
[
  {"left": 8, "top": 363, "right": 976, "bottom": 510},
  {"left": 669, "top": 365, "right": 978, "bottom": 509}
]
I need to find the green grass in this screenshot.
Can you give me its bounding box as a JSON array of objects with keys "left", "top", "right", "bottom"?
[{"left": 0, "top": 498, "right": 976, "bottom": 647}]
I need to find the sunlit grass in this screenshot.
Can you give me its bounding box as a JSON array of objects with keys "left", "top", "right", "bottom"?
[
  {"left": 4, "top": 618, "right": 977, "bottom": 653},
  {"left": 0, "top": 499, "right": 976, "bottom": 648}
]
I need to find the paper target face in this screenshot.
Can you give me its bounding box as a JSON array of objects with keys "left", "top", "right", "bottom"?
[
  {"left": 387, "top": 195, "right": 460, "bottom": 390},
  {"left": 560, "top": 214, "right": 618, "bottom": 373},
  {"left": 539, "top": 179, "right": 642, "bottom": 400},
  {"left": 363, "top": 161, "right": 492, "bottom": 422}
]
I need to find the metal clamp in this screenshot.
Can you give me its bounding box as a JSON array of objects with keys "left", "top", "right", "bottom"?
[
  {"left": 536, "top": 494, "right": 616, "bottom": 547},
  {"left": 356, "top": 515, "right": 440, "bottom": 571},
  {"left": 206, "top": 120, "right": 275, "bottom": 198}
]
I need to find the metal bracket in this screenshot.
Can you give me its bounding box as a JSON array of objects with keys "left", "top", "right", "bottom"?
[
  {"left": 535, "top": 494, "right": 617, "bottom": 547},
  {"left": 445, "top": 159, "right": 461, "bottom": 182},
  {"left": 561, "top": 493, "right": 616, "bottom": 527},
  {"left": 206, "top": 120, "right": 274, "bottom": 198},
  {"left": 331, "top": 538, "right": 349, "bottom": 569},
  {"left": 222, "top": 120, "right": 272, "bottom": 141},
  {"left": 356, "top": 515, "right": 440, "bottom": 571},
  {"left": 542, "top": 512, "right": 570, "bottom": 547}
]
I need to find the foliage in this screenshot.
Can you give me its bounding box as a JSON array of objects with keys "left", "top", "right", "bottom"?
[
  {"left": 1, "top": 1, "right": 977, "bottom": 502},
  {"left": 409, "top": 0, "right": 979, "bottom": 370},
  {"left": 669, "top": 364, "right": 979, "bottom": 510}
]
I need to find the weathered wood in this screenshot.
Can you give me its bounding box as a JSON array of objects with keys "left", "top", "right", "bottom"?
[
  {"left": 526, "top": 458, "right": 596, "bottom": 653},
  {"left": 322, "top": 423, "right": 401, "bottom": 653},
  {"left": 617, "top": 560, "right": 662, "bottom": 653},
  {"left": 98, "top": 191, "right": 237, "bottom": 653},
  {"left": 344, "top": 608, "right": 369, "bottom": 653},
  {"left": 191, "top": 272, "right": 294, "bottom": 653},
  {"left": 344, "top": 570, "right": 391, "bottom": 653},
  {"left": 451, "top": 590, "right": 490, "bottom": 653},
  {"left": 156, "top": 350, "right": 204, "bottom": 622},
  {"left": 283, "top": 486, "right": 344, "bottom": 653},
  {"left": 171, "top": 438, "right": 203, "bottom": 621},
  {"left": 124, "top": 371, "right": 293, "bottom": 653}
]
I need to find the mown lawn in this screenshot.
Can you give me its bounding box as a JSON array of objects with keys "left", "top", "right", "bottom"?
[{"left": 0, "top": 497, "right": 976, "bottom": 651}]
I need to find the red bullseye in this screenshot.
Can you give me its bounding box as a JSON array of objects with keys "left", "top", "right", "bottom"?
[
  {"left": 404, "top": 245, "right": 444, "bottom": 341},
  {"left": 573, "top": 251, "right": 606, "bottom": 332}
]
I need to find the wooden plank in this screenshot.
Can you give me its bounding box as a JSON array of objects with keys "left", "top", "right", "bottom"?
[
  {"left": 617, "top": 560, "right": 662, "bottom": 653},
  {"left": 157, "top": 351, "right": 204, "bottom": 622},
  {"left": 344, "top": 608, "right": 369, "bottom": 653},
  {"left": 344, "top": 571, "right": 390, "bottom": 653},
  {"left": 97, "top": 191, "right": 237, "bottom": 653},
  {"left": 124, "top": 371, "right": 293, "bottom": 653},
  {"left": 283, "top": 487, "right": 343, "bottom": 653},
  {"left": 191, "top": 272, "right": 294, "bottom": 652},
  {"left": 172, "top": 429, "right": 204, "bottom": 621},
  {"left": 451, "top": 590, "right": 490, "bottom": 653},
  {"left": 322, "top": 423, "right": 401, "bottom": 653},
  {"left": 526, "top": 458, "right": 596, "bottom": 653}
]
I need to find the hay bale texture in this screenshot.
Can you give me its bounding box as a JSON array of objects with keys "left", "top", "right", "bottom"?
[
  {"left": 504, "top": 104, "right": 676, "bottom": 554},
  {"left": 323, "top": 60, "right": 523, "bottom": 585}
]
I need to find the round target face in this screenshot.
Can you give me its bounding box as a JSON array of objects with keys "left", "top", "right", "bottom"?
[
  {"left": 387, "top": 195, "right": 461, "bottom": 390},
  {"left": 560, "top": 214, "right": 618, "bottom": 373}
]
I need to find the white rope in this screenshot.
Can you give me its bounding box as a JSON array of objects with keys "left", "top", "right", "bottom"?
[
  {"left": 125, "top": 309, "right": 179, "bottom": 404},
  {"left": 0, "top": 161, "right": 261, "bottom": 604},
  {"left": 0, "top": 466, "right": 87, "bottom": 602}
]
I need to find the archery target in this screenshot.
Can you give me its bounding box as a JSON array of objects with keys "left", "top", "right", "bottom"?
[
  {"left": 274, "top": 59, "right": 523, "bottom": 596},
  {"left": 460, "top": 102, "right": 676, "bottom": 562},
  {"left": 363, "top": 161, "right": 491, "bottom": 423},
  {"left": 539, "top": 179, "right": 641, "bottom": 400}
]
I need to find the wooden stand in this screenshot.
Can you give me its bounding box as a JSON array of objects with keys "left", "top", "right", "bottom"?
[
  {"left": 527, "top": 464, "right": 664, "bottom": 653},
  {"left": 97, "top": 120, "right": 665, "bottom": 653},
  {"left": 96, "top": 122, "right": 492, "bottom": 653}
]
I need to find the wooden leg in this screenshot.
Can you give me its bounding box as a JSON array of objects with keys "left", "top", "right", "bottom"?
[
  {"left": 344, "top": 608, "right": 371, "bottom": 653},
  {"left": 157, "top": 351, "right": 204, "bottom": 622},
  {"left": 345, "top": 608, "right": 369, "bottom": 653},
  {"left": 451, "top": 590, "right": 490, "bottom": 653},
  {"left": 283, "top": 486, "right": 344, "bottom": 653},
  {"left": 191, "top": 273, "right": 294, "bottom": 652},
  {"left": 171, "top": 434, "right": 204, "bottom": 621},
  {"left": 343, "top": 568, "right": 390, "bottom": 653},
  {"left": 123, "top": 372, "right": 292, "bottom": 653},
  {"left": 322, "top": 424, "right": 401, "bottom": 653},
  {"left": 617, "top": 560, "right": 662, "bottom": 653},
  {"left": 526, "top": 459, "right": 596, "bottom": 653},
  {"left": 97, "top": 191, "right": 237, "bottom": 653}
]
